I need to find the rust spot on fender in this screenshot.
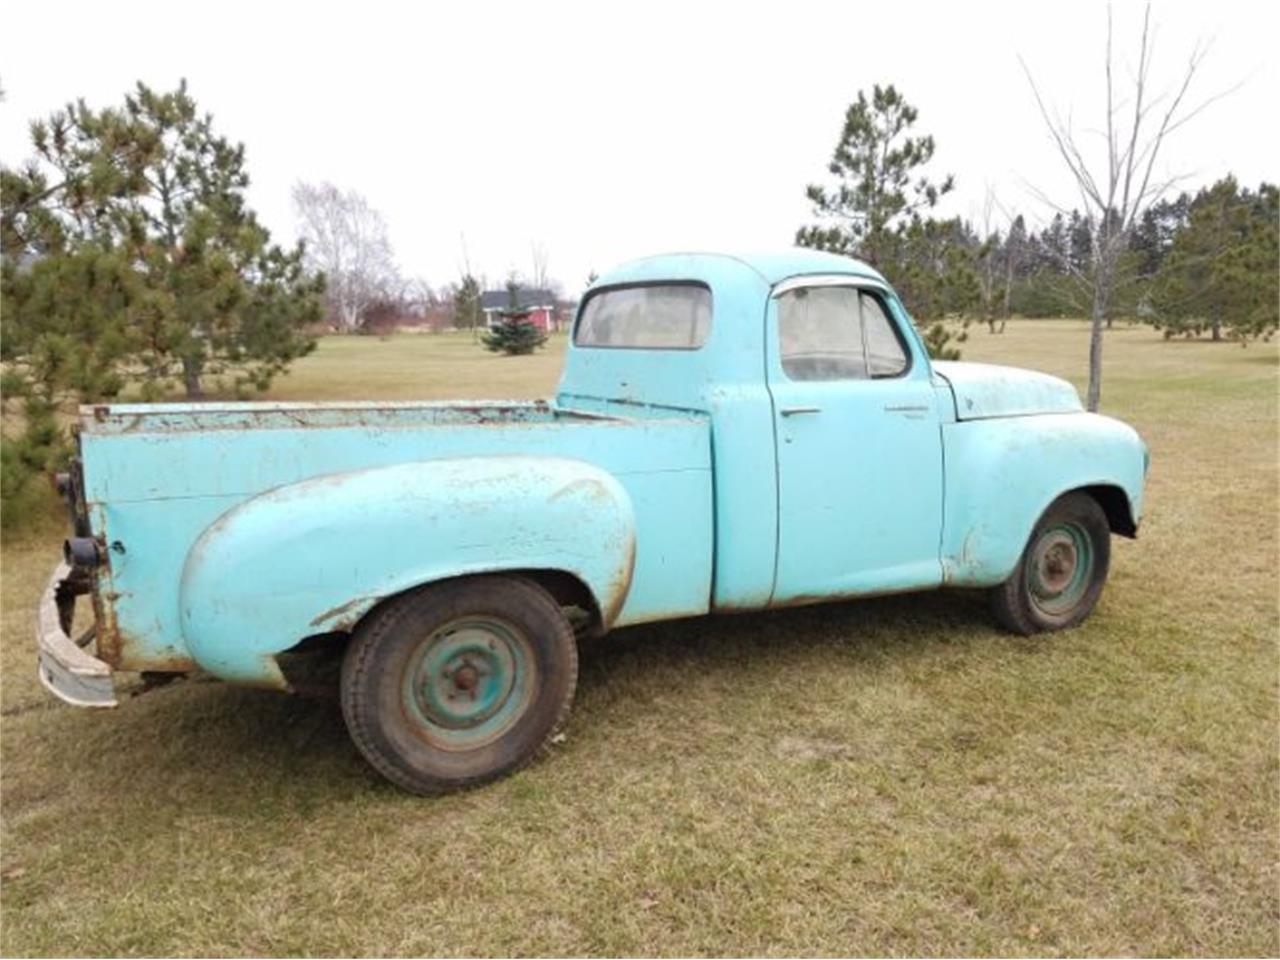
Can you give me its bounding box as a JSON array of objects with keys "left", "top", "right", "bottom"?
[
  {"left": 600, "top": 535, "right": 637, "bottom": 629},
  {"left": 308, "top": 595, "right": 369, "bottom": 630},
  {"left": 90, "top": 570, "right": 122, "bottom": 667},
  {"left": 549, "top": 478, "right": 612, "bottom": 505},
  {"left": 116, "top": 649, "right": 197, "bottom": 673}
]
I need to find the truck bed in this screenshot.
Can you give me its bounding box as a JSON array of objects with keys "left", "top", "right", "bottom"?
[{"left": 77, "top": 399, "right": 714, "bottom": 673}]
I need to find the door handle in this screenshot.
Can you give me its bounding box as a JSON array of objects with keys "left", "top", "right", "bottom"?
[
  {"left": 779, "top": 406, "right": 822, "bottom": 417},
  {"left": 883, "top": 404, "right": 929, "bottom": 414}
]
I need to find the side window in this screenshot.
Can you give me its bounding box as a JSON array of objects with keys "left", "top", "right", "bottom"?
[
  {"left": 776, "top": 286, "right": 909, "bottom": 381},
  {"left": 777, "top": 287, "right": 867, "bottom": 380},
  {"left": 860, "top": 292, "right": 908, "bottom": 377}
]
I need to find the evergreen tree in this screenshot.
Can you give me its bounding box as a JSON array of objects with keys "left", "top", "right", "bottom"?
[
  {"left": 1015, "top": 215, "right": 1083, "bottom": 318},
  {"left": 0, "top": 81, "right": 323, "bottom": 525},
  {"left": 892, "top": 217, "right": 979, "bottom": 359},
  {"left": 1150, "top": 178, "right": 1279, "bottom": 343},
  {"left": 797, "top": 84, "right": 953, "bottom": 265},
  {"left": 1, "top": 81, "right": 323, "bottom": 400},
  {"left": 999, "top": 215, "right": 1029, "bottom": 326},
  {"left": 796, "top": 85, "right": 970, "bottom": 357},
  {"left": 453, "top": 273, "right": 483, "bottom": 333},
  {"left": 481, "top": 280, "right": 547, "bottom": 356},
  {"left": 1130, "top": 194, "right": 1191, "bottom": 278}
]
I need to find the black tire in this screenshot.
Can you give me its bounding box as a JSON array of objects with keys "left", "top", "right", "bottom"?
[
  {"left": 990, "top": 492, "right": 1111, "bottom": 636},
  {"left": 341, "top": 575, "right": 577, "bottom": 795}
]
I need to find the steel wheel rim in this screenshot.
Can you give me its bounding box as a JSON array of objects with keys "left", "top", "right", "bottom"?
[
  {"left": 401, "top": 616, "right": 535, "bottom": 750},
  {"left": 1026, "top": 522, "right": 1093, "bottom": 617}
]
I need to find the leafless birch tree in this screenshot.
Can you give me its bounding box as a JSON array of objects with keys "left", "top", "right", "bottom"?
[
  {"left": 530, "top": 241, "right": 552, "bottom": 292},
  {"left": 1022, "top": 3, "right": 1228, "bottom": 411},
  {"left": 292, "top": 181, "right": 398, "bottom": 332}
]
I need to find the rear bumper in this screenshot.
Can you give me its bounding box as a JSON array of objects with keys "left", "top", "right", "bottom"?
[{"left": 36, "top": 562, "right": 117, "bottom": 708}]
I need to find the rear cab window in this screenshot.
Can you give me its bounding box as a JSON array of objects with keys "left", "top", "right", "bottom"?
[{"left": 575, "top": 283, "right": 712, "bottom": 349}]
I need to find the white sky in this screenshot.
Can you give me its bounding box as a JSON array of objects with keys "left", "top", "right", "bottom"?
[{"left": 2, "top": 0, "right": 1276, "bottom": 296}]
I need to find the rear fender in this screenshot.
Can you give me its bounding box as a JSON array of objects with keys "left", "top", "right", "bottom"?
[{"left": 179, "top": 456, "right": 635, "bottom": 687}]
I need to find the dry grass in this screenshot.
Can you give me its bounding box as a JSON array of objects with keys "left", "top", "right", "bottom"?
[{"left": 1, "top": 322, "right": 1276, "bottom": 956}]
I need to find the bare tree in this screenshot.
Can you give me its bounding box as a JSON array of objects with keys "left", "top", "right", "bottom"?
[
  {"left": 1021, "top": 3, "right": 1229, "bottom": 411},
  {"left": 975, "top": 187, "right": 1004, "bottom": 333},
  {"left": 292, "top": 181, "right": 399, "bottom": 332},
  {"left": 404, "top": 277, "right": 436, "bottom": 319},
  {"left": 530, "top": 241, "right": 552, "bottom": 291}
]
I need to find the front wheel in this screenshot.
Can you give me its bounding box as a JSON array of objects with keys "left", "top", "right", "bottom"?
[
  {"left": 341, "top": 575, "right": 578, "bottom": 795},
  {"left": 990, "top": 492, "right": 1111, "bottom": 635}
]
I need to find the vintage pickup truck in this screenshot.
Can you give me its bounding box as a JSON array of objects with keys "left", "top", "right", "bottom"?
[{"left": 39, "top": 249, "right": 1147, "bottom": 794}]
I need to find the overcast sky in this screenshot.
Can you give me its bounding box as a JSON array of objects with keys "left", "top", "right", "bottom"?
[{"left": 2, "top": 0, "right": 1276, "bottom": 295}]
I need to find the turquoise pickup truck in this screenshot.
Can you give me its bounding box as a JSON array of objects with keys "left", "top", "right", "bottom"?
[{"left": 39, "top": 250, "right": 1147, "bottom": 794}]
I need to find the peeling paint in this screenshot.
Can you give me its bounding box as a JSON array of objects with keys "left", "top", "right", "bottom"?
[{"left": 308, "top": 596, "right": 369, "bottom": 630}]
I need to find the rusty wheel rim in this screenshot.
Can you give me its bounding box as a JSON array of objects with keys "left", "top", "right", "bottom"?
[
  {"left": 401, "top": 617, "right": 535, "bottom": 750},
  {"left": 1026, "top": 522, "right": 1093, "bottom": 617}
]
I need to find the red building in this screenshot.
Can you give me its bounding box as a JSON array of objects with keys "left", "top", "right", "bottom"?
[{"left": 480, "top": 287, "right": 557, "bottom": 332}]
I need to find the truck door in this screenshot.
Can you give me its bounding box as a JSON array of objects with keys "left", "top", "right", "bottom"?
[{"left": 765, "top": 280, "right": 944, "bottom": 604}]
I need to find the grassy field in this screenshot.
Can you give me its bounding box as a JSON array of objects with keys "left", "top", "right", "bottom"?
[{"left": 1, "top": 322, "right": 1276, "bottom": 956}]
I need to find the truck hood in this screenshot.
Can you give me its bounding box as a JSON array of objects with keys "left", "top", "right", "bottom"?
[{"left": 932, "top": 361, "right": 1083, "bottom": 421}]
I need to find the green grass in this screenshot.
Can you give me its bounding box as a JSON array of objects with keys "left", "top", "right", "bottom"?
[{"left": 1, "top": 322, "right": 1276, "bottom": 956}]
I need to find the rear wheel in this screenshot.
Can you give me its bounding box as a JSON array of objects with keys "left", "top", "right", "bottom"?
[
  {"left": 990, "top": 492, "right": 1111, "bottom": 635},
  {"left": 341, "top": 575, "right": 577, "bottom": 794}
]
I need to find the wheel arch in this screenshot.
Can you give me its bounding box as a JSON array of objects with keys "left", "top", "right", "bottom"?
[
  {"left": 180, "top": 456, "right": 635, "bottom": 688},
  {"left": 1077, "top": 483, "right": 1138, "bottom": 538},
  {"left": 941, "top": 412, "right": 1145, "bottom": 587},
  {"left": 342, "top": 567, "right": 606, "bottom": 641}
]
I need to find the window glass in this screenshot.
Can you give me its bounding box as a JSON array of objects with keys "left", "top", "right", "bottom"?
[
  {"left": 776, "top": 286, "right": 909, "bottom": 381},
  {"left": 777, "top": 287, "right": 867, "bottom": 380},
  {"left": 575, "top": 284, "right": 711, "bottom": 349},
  {"left": 860, "top": 292, "right": 908, "bottom": 376}
]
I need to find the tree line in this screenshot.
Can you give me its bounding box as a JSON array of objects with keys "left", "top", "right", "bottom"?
[
  {"left": 795, "top": 85, "right": 1277, "bottom": 374},
  {"left": 797, "top": 6, "right": 1276, "bottom": 413},
  {"left": 810, "top": 170, "right": 1279, "bottom": 342}
]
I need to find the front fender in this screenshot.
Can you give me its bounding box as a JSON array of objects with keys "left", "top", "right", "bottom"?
[
  {"left": 941, "top": 412, "right": 1146, "bottom": 586},
  {"left": 180, "top": 456, "right": 635, "bottom": 687}
]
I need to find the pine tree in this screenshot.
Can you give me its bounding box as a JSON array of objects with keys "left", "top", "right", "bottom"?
[
  {"left": 891, "top": 217, "right": 978, "bottom": 359},
  {"left": 481, "top": 280, "right": 547, "bottom": 356},
  {"left": 999, "top": 215, "right": 1029, "bottom": 327},
  {"left": 1150, "top": 178, "right": 1279, "bottom": 343},
  {"left": 797, "top": 84, "right": 954, "bottom": 266},
  {"left": 1130, "top": 195, "right": 1191, "bottom": 279},
  {"left": 453, "top": 273, "right": 483, "bottom": 334},
  {"left": 0, "top": 80, "right": 323, "bottom": 526},
  {"left": 1, "top": 81, "right": 323, "bottom": 401},
  {"left": 796, "top": 84, "right": 970, "bottom": 358}
]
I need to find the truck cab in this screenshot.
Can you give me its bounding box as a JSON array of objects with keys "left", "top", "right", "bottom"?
[{"left": 560, "top": 252, "right": 952, "bottom": 610}]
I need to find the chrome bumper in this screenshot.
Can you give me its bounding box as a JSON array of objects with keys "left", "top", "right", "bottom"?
[{"left": 36, "top": 561, "right": 117, "bottom": 708}]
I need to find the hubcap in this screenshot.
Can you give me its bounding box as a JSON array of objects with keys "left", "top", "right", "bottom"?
[
  {"left": 401, "top": 617, "right": 534, "bottom": 749},
  {"left": 1026, "top": 522, "right": 1093, "bottom": 617}
]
